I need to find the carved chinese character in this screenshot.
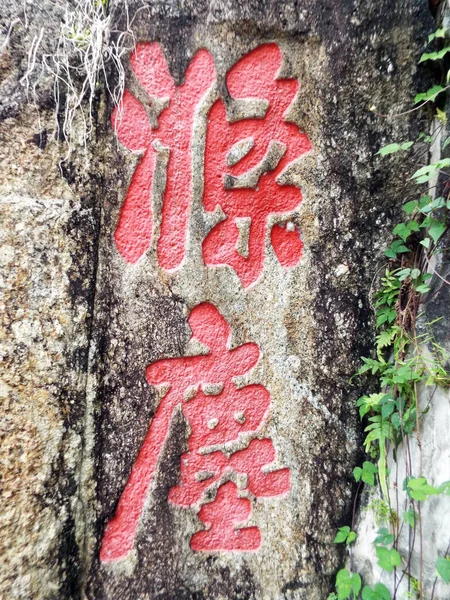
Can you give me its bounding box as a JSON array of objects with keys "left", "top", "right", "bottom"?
[
  {"left": 202, "top": 43, "right": 311, "bottom": 286},
  {"left": 112, "top": 43, "right": 216, "bottom": 267},
  {"left": 112, "top": 42, "right": 311, "bottom": 286},
  {"left": 100, "top": 303, "right": 289, "bottom": 560}
]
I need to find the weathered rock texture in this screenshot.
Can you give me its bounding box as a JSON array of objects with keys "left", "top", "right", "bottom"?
[{"left": 0, "top": 1, "right": 434, "bottom": 599}]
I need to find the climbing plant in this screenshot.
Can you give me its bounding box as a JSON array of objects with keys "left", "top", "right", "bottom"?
[{"left": 328, "top": 23, "right": 450, "bottom": 600}]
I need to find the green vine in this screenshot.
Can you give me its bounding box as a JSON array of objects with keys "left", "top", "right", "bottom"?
[{"left": 329, "top": 24, "right": 450, "bottom": 600}]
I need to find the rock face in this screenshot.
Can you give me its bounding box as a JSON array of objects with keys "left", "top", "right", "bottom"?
[{"left": 0, "top": 1, "right": 433, "bottom": 599}]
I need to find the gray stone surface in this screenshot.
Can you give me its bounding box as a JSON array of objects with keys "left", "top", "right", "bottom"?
[{"left": 0, "top": 1, "right": 435, "bottom": 599}]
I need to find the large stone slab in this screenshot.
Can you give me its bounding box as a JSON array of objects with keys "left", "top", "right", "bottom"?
[
  {"left": 0, "top": 1, "right": 432, "bottom": 599},
  {"left": 82, "top": 2, "right": 431, "bottom": 598}
]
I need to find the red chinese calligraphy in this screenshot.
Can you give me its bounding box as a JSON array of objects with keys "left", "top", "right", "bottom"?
[
  {"left": 112, "top": 43, "right": 216, "bottom": 267},
  {"left": 100, "top": 303, "right": 290, "bottom": 561},
  {"left": 202, "top": 43, "right": 311, "bottom": 286},
  {"left": 112, "top": 43, "right": 311, "bottom": 285},
  {"left": 190, "top": 481, "right": 261, "bottom": 551}
]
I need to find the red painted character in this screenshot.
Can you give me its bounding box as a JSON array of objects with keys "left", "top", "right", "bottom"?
[
  {"left": 203, "top": 43, "right": 311, "bottom": 287},
  {"left": 112, "top": 43, "right": 311, "bottom": 286},
  {"left": 112, "top": 43, "right": 216, "bottom": 267},
  {"left": 100, "top": 303, "right": 290, "bottom": 561}
]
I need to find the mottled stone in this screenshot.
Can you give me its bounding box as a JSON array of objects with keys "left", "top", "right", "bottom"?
[{"left": 0, "top": 1, "right": 435, "bottom": 599}]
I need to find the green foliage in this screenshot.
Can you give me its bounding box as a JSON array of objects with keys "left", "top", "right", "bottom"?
[
  {"left": 375, "top": 546, "right": 402, "bottom": 572},
  {"left": 374, "top": 527, "right": 395, "bottom": 547},
  {"left": 404, "top": 476, "right": 439, "bottom": 501},
  {"left": 366, "top": 498, "right": 395, "bottom": 526},
  {"left": 411, "top": 158, "right": 450, "bottom": 183},
  {"left": 428, "top": 27, "right": 446, "bottom": 42},
  {"left": 334, "top": 526, "right": 357, "bottom": 545},
  {"left": 330, "top": 24, "right": 450, "bottom": 600},
  {"left": 438, "top": 480, "right": 450, "bottom": 495},
  {"left": 419, "top": 46, "right": 450, "bottom": 62},
  {"left": 403, "top": 508, "right": 418, "bottom": 528},
  {"left": 335, "top": 569, "right": 361, "bottom": 600},
  {"left": 362, "top": 583, "right": 391, "bottom": 600},
  {"left": 354, "top": 461, "right": 378, "bottom": 486},
  {"left": 376, "top": 142, "right": 413, "bottom": 156},
  {"left": 414, "top": 85, "right": 445, "bottom": 104},
  {"left": 436, "top": 556, "right": 450, "bottom": 584}
]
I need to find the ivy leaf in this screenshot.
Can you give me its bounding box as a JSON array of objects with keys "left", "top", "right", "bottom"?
[
  {"left": 334, "top": 526, "right": 351, "bottom": 543},
  {"left": 412, "top": 159, "right": 450, "bottom": 183},
  {"left": 376, "top": 142, "right": 413, "bottom": 156},
  {"left": 418, "top": 195, "right": 431, "bottom": 209},
  {"left": 336, "top": 569, "right": 362, "bottom": 600},
  {"left": 428, "top": 28, "right": 446, "bottom": 42},
  {"left": 375, "top": 546, "right": 402, "bottom": 572},
  {"left": 429, "top": 220, "right": 447, "bottom": 244},
  {"left": 376, "top": 143, "right": 401, "bottom": 156},
  {"left": 354, "top": 461, "right": 378, "bottom": 486},
  {"left": 419, "top": 47, "right": 450, "bottom": 62},
  {"left": 374, "top": 527, "right": 395, "bottom": 546},
  {"left": 407, "top": 221, "right": 420, "bottom": 232},
  {"left": 403, "top": 201, "right": 417, "bottom": 214},
  {"left": 416, "top": 284, "right": 431, "bottom": 294},
  {"left": 437, "top": 481, "right": 450, "bottom": 495},
  {"left": 381, "top": 400, "right": 395, "bottom": 419},
  {"left": 346, "top": 531, "right": 357, "bottom": 545},
  {"left": 384, "top": 239, "right": 410, "bottom": 258},
  {"left": 406, "top": 476, "right": 439, "bottom": 501},
  {"left": 376, "top": 307, "right": 397, "bottom": 326},
  {"left": 403, "top": 508, "right": 418, "bottom": 527},
  {"left": 436, "top": 557, "right": 450, "bottom": 584},
  {"left": 420, "top": 237, "right": 431, "bottom": 249},
  {"left": 411, "top": 164, "right": 437, "bottom": 180},
  {"left": 356, "top": 393, "right": 387, "bottom": 418},
  {"left": 410, "top": 268, "right": 421, "bottom": 279},
  {"left": 392, "top": 223, "right": 412, "bottom": 242},
  {"left": 414, "top": 85, "right": 445, "bottom": 104},
  {"left": 362, "top": 583, "right": 392, "bottom": 600},
  {"left": 397, "top": 268, "right": 411, "bottom": 281}
]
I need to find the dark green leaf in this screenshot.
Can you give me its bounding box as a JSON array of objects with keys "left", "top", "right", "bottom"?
[
  {"left": 381, "top": 401, "right": 395, "bottom": 419},
  {"left": 403, "top": 201, "right": 417, "bottom": 214},
  {"left": 392, "top": 223, "right": 411, "bottom": 242},
  {"left": 429, "top": 220, "right": 446, "bottom": 244}
]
